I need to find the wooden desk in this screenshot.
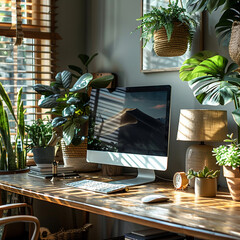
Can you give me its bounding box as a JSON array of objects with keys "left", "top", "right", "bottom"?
[{"left": 0, "top": 173, "right": 239, "bottom": 240}]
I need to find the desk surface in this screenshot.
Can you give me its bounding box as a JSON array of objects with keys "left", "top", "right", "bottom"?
[{"left": 0, "top": 173, "right": 239, "bottom": 240}]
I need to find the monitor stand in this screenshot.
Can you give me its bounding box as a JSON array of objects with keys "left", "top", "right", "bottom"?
[{"left": 110, "top": 168, "right": 156, "bottom": 186}]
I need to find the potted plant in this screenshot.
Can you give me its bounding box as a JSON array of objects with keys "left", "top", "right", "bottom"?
[
  {"left": 135, "top": 0, "right": 197, "bottom": 57},
  {"left": 33, "top": 71, "right": 114, "bottom": 171},
  {"left": 0, "top": 83, "right": 26, "bottom": 172},
  {"left": 213, "top": 134, "right": 240, "bottom": 201},
  {"left": 186, "top": 0, "right": 240, "bottom": 46},
  {"left": 187, "top": 166, "right": 220, "bottom": 197},
  {"left": 25, "top": 119, "right": 57, "bottom": 167}
]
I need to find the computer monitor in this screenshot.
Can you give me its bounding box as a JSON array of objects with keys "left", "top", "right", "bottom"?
[{"left": 87, "top": 85, "right": 171, "bottom": 186}]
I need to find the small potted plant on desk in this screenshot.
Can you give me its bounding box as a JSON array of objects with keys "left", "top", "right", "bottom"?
[
  {"left": 213, "top": 134, "right": 240, "bottom": 201},
  {"left": 187, "top": 166, "right": 220, "bottom": 197},
  {"left": 135, "top": 0, "right": 197, "bottom": 57},
  {"left": 25, "top": 119, "right": 58, "bottom": 167}
]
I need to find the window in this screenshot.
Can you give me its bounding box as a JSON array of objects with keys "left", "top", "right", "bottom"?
[{"left": 0, "top": 0, "right": 60, "bottom": 133}]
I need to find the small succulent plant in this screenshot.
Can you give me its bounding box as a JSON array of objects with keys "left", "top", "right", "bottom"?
[{"left": 187, "top": 166, "right": 220, "bottom": 180}]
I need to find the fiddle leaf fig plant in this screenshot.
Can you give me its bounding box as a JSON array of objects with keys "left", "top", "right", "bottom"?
[
  {"left": 187, "top": 166, "right": 220, "bottom": 179},
  {"left": 33, "top": 71, "right": 114, "bottom": 146},
  {"left": 179, "top": 50, "right": 240, "bottom": 133}
]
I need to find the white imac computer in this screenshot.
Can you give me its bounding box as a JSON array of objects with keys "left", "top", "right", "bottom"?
[{"left": 87, "top": 85, "right": 171, "bottom": 186}]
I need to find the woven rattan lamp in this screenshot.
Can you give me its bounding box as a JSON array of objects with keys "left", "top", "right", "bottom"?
[{"left": 177, "top": 109, "right": 227, "bottom": 185}]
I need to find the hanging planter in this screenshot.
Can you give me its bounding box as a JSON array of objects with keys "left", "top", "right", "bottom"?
[
  {"left": 229, "top": 21, "right": 240, "bottom": 66},
  {"left": 134, "top": 0, "right": 197, "bottom": 57},
  {"left": 154, "top": 22, "right": 189, "bottom": 57}
]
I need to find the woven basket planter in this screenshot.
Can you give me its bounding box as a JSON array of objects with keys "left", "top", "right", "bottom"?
[
  {"left": 229, "top": 21, "right": 240, "bottom": 66},
  {"left": 61, "top": 139, "right": 98, "bottom": 172},
  {"left": 154, "top": 22, "right": 189, "bottom": 57}
]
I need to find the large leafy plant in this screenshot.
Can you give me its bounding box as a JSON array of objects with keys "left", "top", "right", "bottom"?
[
  {"left": 179, "top": 50, "right": 240, "bottom": 137},
  {"left": 0, "top": 83, "right": 26, "bottom": 170},
  {"left": 136, "top": 0, "right": 197, "bottom": 47},
  {"left": 186, "top": 0, "right": 240, "bottom": 46},
  {"left": 213, "top": 134, "right": 240, "bottom": 169},
  {"left": 33, "top": 71, "right": 114, "bottom": 146}
]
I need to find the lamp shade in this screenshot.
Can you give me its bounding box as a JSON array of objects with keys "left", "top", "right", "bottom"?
[{"left": 177, "top": 109, "right": 227, "bottom": 142}]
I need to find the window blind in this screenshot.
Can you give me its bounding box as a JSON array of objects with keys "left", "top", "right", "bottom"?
[{"left": 0, "top": 0, "right": 60, "bottom": 131}]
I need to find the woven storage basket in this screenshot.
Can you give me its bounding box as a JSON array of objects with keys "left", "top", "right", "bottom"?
[
  {"left": 154, "top": 22, "right": 189, "bottom": 57},
  {"left": 61, "top": 139, "right": 98, "bottom": 172},
  {"left": 229, "top": 21, "right": 240, "bottom": 66}
]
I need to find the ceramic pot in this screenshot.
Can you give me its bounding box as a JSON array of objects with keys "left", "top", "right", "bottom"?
[
  {"left": 195, "top": 177, "right": 217, "bottom": 197},
  {"left": 223, "top": 166, "right": 240, "bottom": 201},
  {"left": 32, "top": 146, "right": 55, "bottom": 167}
]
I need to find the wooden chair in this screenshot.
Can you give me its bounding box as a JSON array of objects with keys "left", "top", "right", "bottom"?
[{"left": 0, "top": 203, "right": 40, "bottom": 240}]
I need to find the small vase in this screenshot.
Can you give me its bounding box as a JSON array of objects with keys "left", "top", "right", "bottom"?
[
  {"left": 223, "top": 166, "right": 240, "bottom": 201},
  {"left": 194, "top": 177, "right": 217, "bottom": 197}
]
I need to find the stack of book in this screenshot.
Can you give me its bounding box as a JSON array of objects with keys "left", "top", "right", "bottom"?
[
  {"left": 28, "top": 165, "right": 79, "bottom": 179},
  {"left": 124, "top": 228, "right": 185, "bottom": 240}
]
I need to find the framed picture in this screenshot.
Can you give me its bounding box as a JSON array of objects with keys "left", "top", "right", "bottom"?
[{"left": 141, "top": 0, "right": 203, "bottom": 73}]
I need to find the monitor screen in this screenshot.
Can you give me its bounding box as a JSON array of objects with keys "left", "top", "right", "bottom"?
[{"left": 87, "top": 85, "right": 171, "bottom": 171}]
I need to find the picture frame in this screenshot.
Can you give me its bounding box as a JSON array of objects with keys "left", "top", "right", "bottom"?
[{"left": 140, "top": 0, "right": 203, "bottom": 73}]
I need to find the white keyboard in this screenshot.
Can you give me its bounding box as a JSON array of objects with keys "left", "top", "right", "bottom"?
[{"left": 66, "top": 179, "right": 129, "bottom": 194}]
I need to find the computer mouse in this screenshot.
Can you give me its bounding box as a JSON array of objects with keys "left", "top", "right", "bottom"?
[{"left": 141, "top": 194, "right": 169, "bottom": 203}]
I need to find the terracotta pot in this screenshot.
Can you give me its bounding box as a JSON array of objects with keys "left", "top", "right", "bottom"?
[
  {"left": 194, "top": 177, "right": 217, "bottom": 197},
  {"left": 223, "top": 166, "right": 240, "bottom": 201}
]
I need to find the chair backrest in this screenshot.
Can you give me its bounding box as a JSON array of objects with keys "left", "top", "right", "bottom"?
[{"left": 0, "top": 203, "right": 40, "bottom": 240}]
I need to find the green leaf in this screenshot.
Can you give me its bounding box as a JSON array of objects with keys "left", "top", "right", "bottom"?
[
  {"left": 61, "top": 70, "right": 72, "bottom": 89},
  {"left": 63, "top": 121, "right": 76, "bottom": 145},
  {"left": 33, "top": 84, "right": 57, "bottom": 96},
  {"left": 0, "top": 82, "right": 17, "bottom": 123},
  {"left": 85, "top": 53, "right": 98, "bottom": 67},
  {"left": 62, "top": 105, "right": 76, "bottom": 117},
  {"left": 78, "top": 54, "right": 89, "bottom": 65},
  {"left": 52, "top": 117, "right": 67, "bottom": 128},
  {"left": 90, "top": 75, "right": 114, "bottom": 88},
  {"left": 68, "top": 65, "right": 83, "bottom": 75},
  {"left": 232, "top": 108, "right": 240, "bottom": 127},
  {"left": 69, "top": 73, "right": 93, "bottom": 92},
  {"left": 38, "top": 95, "right": 58, "bottom": 108}
]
